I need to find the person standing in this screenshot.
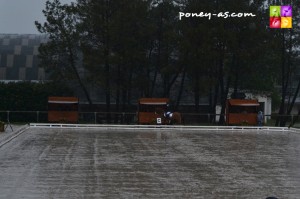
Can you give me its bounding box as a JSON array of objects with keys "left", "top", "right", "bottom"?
[{"left": 257, "top": 111, "right": 263, "bottom": 126}]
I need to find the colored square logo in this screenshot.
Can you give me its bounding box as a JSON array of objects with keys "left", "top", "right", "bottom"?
[
  {"left": 270, "top": 17, "right": 281, "bottom": 28},
  {"left": 281, "top": 17, "right": 292, "bottom": 28},
  {"left": 269, "top": 5, "right": 292, "bottom": 29},
  {"left": 281, "top": 6, "right": 292, "bottom": 17},
  {"left": 270, "top": 6, "right": 281, "bottom": 17}
]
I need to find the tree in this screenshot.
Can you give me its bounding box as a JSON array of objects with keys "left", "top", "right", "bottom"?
[
  {"left": 275, "top": 1, "right": 300, "bottom": 126},
  {"left": 148, "top": 0, "right": 183, "bottom": 98},
  {"left": 35, "top": 0, "right": 92, "bottom": 104},
  {"left": 36, "top": 0, "right": 287, "bottom": 126}
]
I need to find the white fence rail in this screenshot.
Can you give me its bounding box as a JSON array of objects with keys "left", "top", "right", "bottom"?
[{"left": 30, "top": 123, "right": 290, "bottom": 132}]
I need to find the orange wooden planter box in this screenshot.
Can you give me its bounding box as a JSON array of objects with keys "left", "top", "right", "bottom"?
[
  {"left": 226, "top": 99, "right": 260, "bottom": 126},
  {"left": 48, "top": 97, "right": 79, "bottom": 123},
  {"left": 137, "top": 98, "right": 170, "bottom": 124}
]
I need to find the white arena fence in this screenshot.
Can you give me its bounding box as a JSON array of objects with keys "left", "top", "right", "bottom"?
[
  {"left": 29, "top": 123, "right": 293, "bottom": 132},
  {"left": 0, "top": 111, "right": 300, "bottom": 127}
]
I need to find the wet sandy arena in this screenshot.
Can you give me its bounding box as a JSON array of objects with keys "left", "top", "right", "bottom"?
[{"left": 0, "top": 128, "right": 300, "bottom": 198}]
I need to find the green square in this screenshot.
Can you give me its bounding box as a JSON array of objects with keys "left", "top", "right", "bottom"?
[{"left": 270, "top": 6, "right": 281, "bottom": 17}]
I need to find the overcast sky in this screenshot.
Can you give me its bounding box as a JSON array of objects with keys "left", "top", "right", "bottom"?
[{"left": 0, "top": 0, "right": 74, "bottom": 34}]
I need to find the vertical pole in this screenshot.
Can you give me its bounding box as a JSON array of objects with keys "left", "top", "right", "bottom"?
[
  {"left": 7, "top": 111, "right": 9, "bottom": 122},
  {"left": 6, "top": 111, "right": 13, "bottom": 131},
  {"left": 37, "top": 111, "right": 39, "bottom": 123},
  {"left": 94, "top": 112, "right": 97, "bottom": 124}
]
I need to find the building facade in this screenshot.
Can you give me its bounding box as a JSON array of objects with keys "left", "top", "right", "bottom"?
[{"left": 0, "top": 34, "right": 47, "bottom": 82}]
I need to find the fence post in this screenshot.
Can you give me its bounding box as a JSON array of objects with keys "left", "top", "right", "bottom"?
[
  {"left": 94, "top": 112, "right": 97, "bottom": 124},
  {"left": 7, "top": 111, "right": 10, "bottom": 123},
  {"left": 37, "top": 111, "right": 39, "bottom": 123}
]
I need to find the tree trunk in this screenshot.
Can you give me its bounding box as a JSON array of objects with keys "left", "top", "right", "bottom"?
[
  {"left": 114, "top": 64, "right": 121, "bottom": 123},
  {"left": 175, "top": 67, "right": 186, "bottom": 110},
  {"left": 69, "top": 50, "right": 93, "bottom": 105},
  {"left": 194, "top": 73, "right": 200, "bottom": 112},
  {"left": 66, "top": 38, "right": 93, "bottom": 105},
  {"left": 104, "top": 5, "right": 111, "bottom": 123},
  {"left": 211, "top": 82, "right": 219, "bottom": 124},
  {"left": 232, "top": 55, "right": 238, "bottom": 96},
  {"left": 145, "top": 44, "right": 154, "bottom": 97},
  {"left": 280, "top": 29, "right": 295, "bottom": 126},
  {"left": 276, "top": 30, "right": 287, "bottom": 126},
  {"left": 289, "top": 106, "right": 300, "bottom": 128},
  {"left": 282, "top": 78, "right": 300, "bottom": 126},
  {"left": 218, "top": 52, "right": 226, "bottom": 125},
  {"left": 104, "top": 48, "right": 111, "bottom": 123},
  {"left": 151, "top": 12, "right": 163, "bottom": 97},
  {"left": 219, "top": 76, "right": 231, "bottom": 125}
]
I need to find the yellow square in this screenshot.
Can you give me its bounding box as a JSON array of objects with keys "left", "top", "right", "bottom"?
[{"left": 281, "top": 17, "right": 292, "bottom": 28}]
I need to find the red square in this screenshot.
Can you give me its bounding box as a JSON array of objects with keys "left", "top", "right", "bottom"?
[{"left": 270, "top": 17, "right": 281, "bottom": 28}]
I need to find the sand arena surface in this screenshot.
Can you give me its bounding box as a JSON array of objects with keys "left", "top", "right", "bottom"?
[{"left": 0, "top": 127, "right": 300, "bottom": 198}]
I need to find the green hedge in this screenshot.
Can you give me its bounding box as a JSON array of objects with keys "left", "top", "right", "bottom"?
[{"left": 0, "top": 81, "right": 73, "bottom": 111}]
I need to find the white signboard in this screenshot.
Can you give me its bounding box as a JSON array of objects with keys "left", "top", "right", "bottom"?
[{"left": 157, "top": 118, "right": 162, "bottom": 124}]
